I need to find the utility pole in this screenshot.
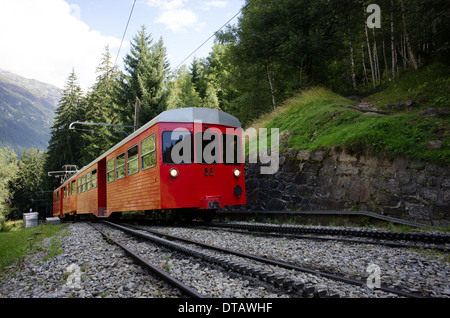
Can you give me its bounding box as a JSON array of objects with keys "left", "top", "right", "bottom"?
[
  {"left": 47, "top": 165, "right": 79, "bottom": 184},
  {"left": 134, "top": 98, "right": 140, "bottom": 132}
]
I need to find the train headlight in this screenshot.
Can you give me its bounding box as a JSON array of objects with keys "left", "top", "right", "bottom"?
[
  {"left": 169, "top": 168, "right": 179, "bottom": 178},
  {"left": 233, "top": 168, "right": 241, "bottom": 178}
]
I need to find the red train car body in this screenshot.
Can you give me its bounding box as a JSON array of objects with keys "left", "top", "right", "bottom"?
[{"left": 52, "top": 108, "right": 246, "bottom": 219}]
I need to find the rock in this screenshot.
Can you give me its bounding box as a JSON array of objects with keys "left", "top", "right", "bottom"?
[
  {"left": 405, "top": 100, "right": 416, "bottom": 107},
  {"left": 419, "top": 108, "right": 449, "bottom": 117},
  {"left": 311, "top": 150, "right": 326, "bottom": 161},
  {"left": 280, "top": 129, "right": 291, "bottom": 146},
  {"left": 296, "top": 150, "right": 311, "bottom": 161},
  {"left": 46, "top": 217, "right": 61, "bottom": 225},
  {"left": 385, "top": 102, "right": 406, "bottom": 111},
  {"left": 349, "top": 178, "right": 371, "bottom": 202},
  {"left": 427, "top": 140, "right": 442, "bottom": 150},
  {"left": 357, "top": 98, "right": 378, "bottom": 111}
]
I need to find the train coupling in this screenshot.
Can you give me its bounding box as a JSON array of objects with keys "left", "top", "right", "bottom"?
[{"left": 200, "top": 196, "right": 223, "bottom": 210}]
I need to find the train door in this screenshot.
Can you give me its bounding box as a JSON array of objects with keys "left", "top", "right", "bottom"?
[
  {"left": 97, "top": 158, "right": 107, "bottom": 216},
  {"left": 59, "top": 188, "right": 64, "bottom": 217}
]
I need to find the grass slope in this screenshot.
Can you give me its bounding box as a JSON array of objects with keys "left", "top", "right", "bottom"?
[
  {"left": 250, "top": 82, "right": 449, "bottom": 165},
  {"left": 367, "top": 62, "right": 450, "bottom": 110}
]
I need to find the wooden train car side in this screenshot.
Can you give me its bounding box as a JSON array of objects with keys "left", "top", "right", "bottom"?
[{"left": 105, "top": 124, "right": 160, "bottom": 215}]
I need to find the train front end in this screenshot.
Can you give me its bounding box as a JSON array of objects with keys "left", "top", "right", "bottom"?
[{"left": 158, "top": 108, "right": 246, "bottom": 217}]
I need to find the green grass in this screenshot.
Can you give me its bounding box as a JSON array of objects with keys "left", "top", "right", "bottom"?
[
  {"left": 250, "top": 85, "right": 449, "bottom": 165},
  {"left": 0, "top": 221, "right": 68, "bottom": 273},
  {"left": 367, "top": 62, "right": 450, "bottom": 111}
]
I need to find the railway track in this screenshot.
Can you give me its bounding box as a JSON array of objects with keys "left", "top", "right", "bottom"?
[
  {"left": 98, "top": 221, "right": 432, "bottom": 298},
  {"left": 92, "top": 221, "right": 298, "bottom": 298},
  {"left": 89, "top": 222, "right": 205, "bottom": 298},
  {"left": 193, "top": 221, "right": 450, "bottom": 252}
]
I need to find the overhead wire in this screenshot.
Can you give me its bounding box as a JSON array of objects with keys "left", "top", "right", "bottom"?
[
  {"left": 171, "top": 2, "right": 249, "bottom": 73},
  {"left": 112, "top": 1, "right": 248, "bottom": 73},
  {"left": 114, "top": 0, "right": 137, "bottom": 68}
]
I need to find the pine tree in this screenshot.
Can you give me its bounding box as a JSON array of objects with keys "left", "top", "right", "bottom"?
[
  {"left": 190, "top": 57, "right": 208, "bottom": 99},
  {"left": 166, "top": 66, "right": 202, "bottom": 110},
  {"left": 82, "top": 46, "right": 121, "bottom": 166},
  {"left": 117, "top": 26, "right": 169, "bottom": 128},
  {"left": 44, "top": 69, "right": 86, "bottom": 189}
]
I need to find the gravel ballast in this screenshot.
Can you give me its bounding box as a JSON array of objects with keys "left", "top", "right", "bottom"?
[{"left": 0, "top": 222, "right": 448, "bottom": 298}]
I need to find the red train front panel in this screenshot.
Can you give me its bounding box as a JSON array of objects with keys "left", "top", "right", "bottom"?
[{"left": 159, "top": 122, "right": 246, "bottom": 211}]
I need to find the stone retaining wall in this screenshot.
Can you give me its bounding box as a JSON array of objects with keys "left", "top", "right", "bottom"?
[{"left": 241, "top": 149, "right": 450, "bottom": 227}]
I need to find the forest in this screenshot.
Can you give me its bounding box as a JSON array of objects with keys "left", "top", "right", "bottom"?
[{"left": 1, "top": 0, "right": 448, "bottom": 228}]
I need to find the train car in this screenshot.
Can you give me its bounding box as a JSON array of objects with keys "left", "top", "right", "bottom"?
[{"left": 53, "top": 107, "right": 246, "bottom": 220}]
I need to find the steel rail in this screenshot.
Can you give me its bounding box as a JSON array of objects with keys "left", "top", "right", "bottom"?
[
  {"left": 218, "top": 209, "right": 439, "bottom": 230},
  {"left": 89, "top": 222, "right": 205, "bottom": 298},
  {"left": 202, "top": 221, "right": 450, "bottom": 244},
  {"left": 195, "top": 225, "right": 450, "bottom": 252},
  {"left": 115, "top": 222, "right": 427, "bottom": 298}
]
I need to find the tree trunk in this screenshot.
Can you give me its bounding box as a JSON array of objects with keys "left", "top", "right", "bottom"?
[
  {"left": 399, "top": 35, "right": 408, "bottom": 70},
  {"left": 372, "top": 28, "right": 381, "bottom": 85},
  {"left": 266, "top": 62, "right": 276, "bottom": 110},
  {"left": 383, "top": 39, "right": 389, "bottom": 81},
  {"left": 361, "top": 43, "right": 369, "bottom": 85},
  {"left": 399, "top": 0, "right": 419, "bottom": 70},
  {"left": 364, "top": 3, "right": 376, "bottom": 88},
  {"left": 390, "top": 0, "right": 397, "bottom": 81},
  {"left": 348, "top": 29, "right": 357, "bottom": 90}
]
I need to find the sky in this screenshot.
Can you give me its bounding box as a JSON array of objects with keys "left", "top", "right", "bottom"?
[{"left": 0, "top": 0, "right": 245, "bottom": 90}]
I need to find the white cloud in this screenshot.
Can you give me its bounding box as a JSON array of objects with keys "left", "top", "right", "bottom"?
[
  {"left": 203, "top": 1, "right": 228, "bottom": 9},
  {"left": 0, "top": 0, "right": 122, "bottom": 90},
  {"left": 156, "top": 8, "right": 198, "bottom": 32},
  {"left": 146, "top": 0, "right": 199, "bottom": 32}
]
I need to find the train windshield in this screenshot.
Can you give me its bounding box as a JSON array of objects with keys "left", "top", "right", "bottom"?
[
  {"left": 163, "top": 131, "right": 242, "bottom": 165},
  {"left": 222, "top": 134, "right": 242, "bottom": 165},
  {"left": 195, "top": 132, "right": 219, "bottom": 164},
  {"left": 162, "top": 131, "right": 194, "bottom": 164}
]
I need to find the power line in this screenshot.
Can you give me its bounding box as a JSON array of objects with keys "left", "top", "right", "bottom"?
[
  {"left": 171, "top": 3, "right": 248, "bottom": 73},
  {"left": 114, "top": 0, "right": 137, "bottom": 68}
]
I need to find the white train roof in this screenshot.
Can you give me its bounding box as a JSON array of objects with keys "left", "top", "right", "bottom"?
[{"left": 159, "top": 107, "right": 241, "bottom": 128}]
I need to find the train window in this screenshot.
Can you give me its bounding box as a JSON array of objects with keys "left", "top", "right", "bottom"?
[
  {"left": 195, "top": 132, "right": 219, "bottom": 164},
  {"left": 92, "top": 169, "right": 97, "bottom": 189},
  {"left": 81, "top": 175, "right": 86, "bottom": 193},
  {"left": 107, "top": 158, "right": 115, "bottom": 183},
  {"left": 64, "top": 186, "right": 67, "bottom": 198},
  {"left": 162, "top": 131, "right": 194, "bottom": 164},
  {"left": 77, "top": 178, "right": 80, "bottom": 194},
  {"left": 127, "top": 144, "right": 139, "bottom": 176},
  {"left": 222, "top": 134, "right": 242, "bottom": 165},
  {"left": 86, "top": 172, "right": 91, "bottom": 191},
  {"left": 116, "top": 152, "right": 126, "bottom": 180},
  {"left": 71, "top": 181, "right": 76, "bottom": 196},
  {"left": 141, "top": 135, "right": 156, "bottom": 170}
]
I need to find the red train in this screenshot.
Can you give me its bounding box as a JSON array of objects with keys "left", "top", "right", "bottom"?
[{"left": 52, "top": 107, "right": 246, "bottom": 221}]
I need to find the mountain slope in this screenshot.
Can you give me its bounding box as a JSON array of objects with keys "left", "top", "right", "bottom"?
[{"left": 0, "top": 69, "right": 61, "bottom": 154}]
